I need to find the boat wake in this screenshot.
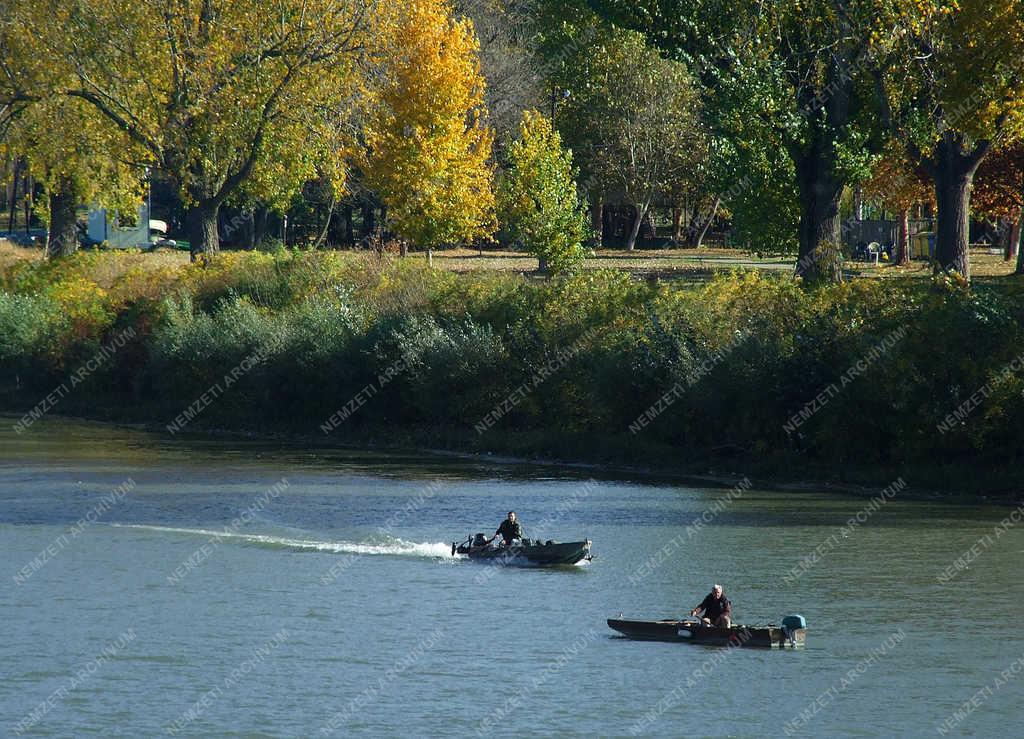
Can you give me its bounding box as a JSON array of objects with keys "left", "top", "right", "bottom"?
[{"left": 109, "top": 523, "right": 454, "bottom": 559}]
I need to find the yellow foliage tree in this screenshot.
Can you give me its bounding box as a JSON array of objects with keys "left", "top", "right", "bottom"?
[
  {"left": 363, "top": 0, "right": 496, "bottom": 251},
  {"left": 7, "top": 0, "right": 369, "bottom": 259}
]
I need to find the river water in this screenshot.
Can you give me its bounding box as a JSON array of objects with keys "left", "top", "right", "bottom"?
[{"left": 1, "top": 418, "right": 1022, "bottom": 737}]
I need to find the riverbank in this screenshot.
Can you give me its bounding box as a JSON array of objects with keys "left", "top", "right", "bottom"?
[
  {"left": 3, "top": 250, "right": 1024, "bottom": 499},
  {"left": 5, "top": 411, "right": 1019, "bottom": 504}
]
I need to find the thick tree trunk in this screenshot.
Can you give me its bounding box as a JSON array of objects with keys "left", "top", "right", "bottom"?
[
  {"left": 793, "top": 146, "right": 844, "bottom": 283},
  {"left": 186, "top": 201, "right": 220, "bottom": 261},
  {"left": 46, "top": 180, "right": 78, "bottom": 259},
  {"left": 933, "top": 167, "right": 972, "bottom": 279},
  {"left": 625, "top": 205, "right": 645, "bottom": 251},
  {"left": 896, "top": 209, "right": 910, "bottom": 266},
  {"left": 931, "top": 132, "right": 988, "bottom": 280},
  {"left": 590, "top": 197, "right": 603, "bottom": 248}
]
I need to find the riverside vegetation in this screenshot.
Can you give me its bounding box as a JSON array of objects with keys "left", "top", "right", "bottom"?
[{"left": 3, "top": 249, "right": 1024, "bottom": 494}]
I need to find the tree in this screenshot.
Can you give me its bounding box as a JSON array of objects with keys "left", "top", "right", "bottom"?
[
  {"left": 362, "top": 0, "right": 496, "bottom": 251},
  {"left": 4, "top": 97, "right": 144, "bottom": 258},
  {"left": 500, "top": 110, "right": 588, "bottom": 274},
  {"left": 12, "top": 0, "right": 368, "bottom": 259},
  {"left": 591, "top": 32, "right": 702, "bottom": 251},
  {"left": 588, "top": 0, "right": 887, "bottom": 281},
  {"left": 535, "top": 14, "right": 703, "bottom": 251},
  {"left": 877, "top": 0, "right": 1024, "bottom": 279},
  {"left": 453, "top": 0, "right": 540, "bottom": 139},
  {"left": 973, "top": 142, "right": 1024, "bottom": 268},
  {"left": 862, "top": 145, "right": 933, "bottom": 265}
]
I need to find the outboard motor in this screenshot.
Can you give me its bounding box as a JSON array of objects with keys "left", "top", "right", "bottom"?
[{"left": 781, "top": 614, "right": 806, "bottom": 647}]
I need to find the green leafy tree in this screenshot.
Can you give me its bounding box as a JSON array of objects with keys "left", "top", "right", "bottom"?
[
  {"left": 588, "top": 0, "right": 889, "bottom": 282},
  {"left": 500, "top": 110, "right": 588, "bottom": 274}
]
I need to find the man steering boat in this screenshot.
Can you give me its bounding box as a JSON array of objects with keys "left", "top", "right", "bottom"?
[{"left": 691, "top": 584, "right": 732, "bottom": 627}]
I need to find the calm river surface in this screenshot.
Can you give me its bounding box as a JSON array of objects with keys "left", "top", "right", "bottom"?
[{"left": 1, "top": 418, "right": 1022, "bottom": 737}]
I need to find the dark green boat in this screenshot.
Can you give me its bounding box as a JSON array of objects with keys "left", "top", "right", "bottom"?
[
  {"left": 452, "top": 533, "right": 592, "bottom": 566},
  {"left": 608, "top": 615, "right": 806, "bottom": 648}
]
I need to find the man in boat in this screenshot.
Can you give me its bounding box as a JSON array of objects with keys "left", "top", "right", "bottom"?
[
  {"left": 690, "top": 584, "right": 732, "bottom": 627},
  {"left": 488, "top": 511, "right": 523, "bottom": 546}
]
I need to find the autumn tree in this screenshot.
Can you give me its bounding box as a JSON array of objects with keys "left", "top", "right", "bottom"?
[
  {"left": 9, "top": 0, "right": 369, "bottom": 259},
  {"left": 972, "top": 142, "right": 1024, "bottom": 269},
  {"left": 877, "top": 0, "right": 1024, "bottom": 279},
  {"left": 362, "top": 0, "right": 495, "bottom": 251},
  {"left": 862, "top": 145, "right": 933, "bottom": 265},
  {"left": 500, "top": 110, "right": 588, "bottom": 274}
]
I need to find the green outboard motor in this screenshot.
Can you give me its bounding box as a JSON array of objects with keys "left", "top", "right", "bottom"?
[{"left": 781, "top": 614, "right": 806, "bottom": 647}]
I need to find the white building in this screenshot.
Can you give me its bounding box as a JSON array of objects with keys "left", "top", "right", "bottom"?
[{"left": 87, "top": 202, "right": 168, "bottom": 248}]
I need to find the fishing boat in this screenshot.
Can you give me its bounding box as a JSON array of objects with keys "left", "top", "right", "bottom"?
[
  {"left": 451, "top": 533, "right": 592, "bottom": 566},
  {"left": 607, "top": 615, "right": 806, "bottom": 648}
]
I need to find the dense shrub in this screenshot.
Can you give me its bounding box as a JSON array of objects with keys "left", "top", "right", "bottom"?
[{"left": 3, "top": 250, "right": 1024, "bottom": 480}]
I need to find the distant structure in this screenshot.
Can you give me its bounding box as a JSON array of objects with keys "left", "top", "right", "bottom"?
[{"left": 87, "top": 202, "right": 167, "bottom": 248}]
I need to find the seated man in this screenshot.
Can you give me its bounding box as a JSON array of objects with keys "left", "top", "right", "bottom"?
[
  {"left": 690, "top": 584, "right": 732, "bottom": 627},
  {"left": 488, "top": 511, "right": 523, "bottom": 546}
]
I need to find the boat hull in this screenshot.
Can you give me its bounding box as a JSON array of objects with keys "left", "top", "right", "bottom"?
[
  {"left": 607, "top": 618, "right": 805, "bottom": 648},
  {"left": 457, "top": 540, "right": 591, "bottom": 566}
]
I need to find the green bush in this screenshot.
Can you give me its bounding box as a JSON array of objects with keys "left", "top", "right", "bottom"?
[{"left": 4, "top": 250, "right": 1024, "bottom": 483}]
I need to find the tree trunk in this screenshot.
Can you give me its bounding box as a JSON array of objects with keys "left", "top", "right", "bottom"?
[
  {"left": 312, "top": 193, "right": 337, "bottom": 250},
  {"left": 672, "top": 206, "right": 683, "bottom": 243},
  {"left": 186, "top": 201, "right": 220, "bottom": 261},
  {"left": 7, "top": 158, "right": 19, "bottom": 233},
  {"left": 240, "top": 210, "right": 256, "bottom": 250},
  {"left": 46, "top": 180, "right": 79, "bottom": 259},
  {"left": 896, "top": 208, "right": 910, "bottom": 266},
  {"left": 687, "top": 196, "right": 721, "bottom": 249},
  {"left": 1015, "top": 205, "right": 1024, "bottom": 275},
  {"left": 932, "top": 157, "right": 972, "bottom": 279},
  {"left": 625, "top": 205, "right": 645, "bottom": 251},
  {"left": 253, "top": 205, "right": 268, "bottom": 249},
  {"left": 23, "top": 173, "right": 33, "bottom": 234},
  {"left": 793, "top": 145, "right": 844, "bottom": 283},
  {"left": 342, "top": 201, "right": 354, "bottom": 244},
  {"left": 1006, "top": 211, "right": 1020, "bottom": 263},
  {"left": 361, "top": 202, "right": 376, "bottom": 243},
  {"left": 694, "top": 197, "right": 720, "bottom": 249},
  {"left": 590, "top": 197, "right": 604, "bottom": 248},
  {"left": 930, "top": 132, "right": 989, "bottom": 280}
]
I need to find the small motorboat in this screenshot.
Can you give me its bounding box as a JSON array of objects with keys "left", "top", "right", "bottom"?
[
  {"left": 452, "top": 533, "right": 592, "bottom": 566},
  {"left": 607, "top": 615, "right": 806, "bottom": 648}
]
